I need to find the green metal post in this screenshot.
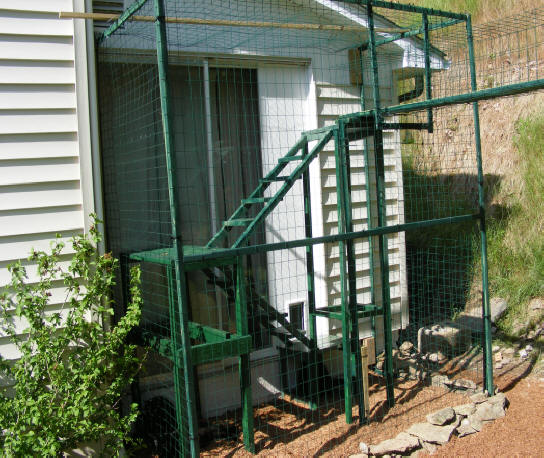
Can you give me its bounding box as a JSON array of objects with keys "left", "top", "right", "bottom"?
[
  {"left": 367, "top": 0, "right": 395, "bottom": 407},
  {"left": 334, "top": 127, "right": 353, "bottom": 423},
  {"left": 339, "top": 120, "right": 366, "bottom": 423},
  {"left": 422, "top": 13, "right": 434, "bottom": 133},
  {"left": 466, "top": 15, "right": 494, "bottom": 395},
  {"left": 167, "top": 265, "right": 187, "bottom": 456},
  {"left": 154, "top": 0, "right": 200, "bottom": 455},
  {"left": 302, "top": 139, "right": 319, "bottom": 411},
  {"left": 184, "top": 214, "right": 478, "bottom": 265},
  {"left": 359, "top": 48, "right": 378, "bottom": 352},
  {"left": 236, "top": 258, "right": 255, "bottom": 452}
]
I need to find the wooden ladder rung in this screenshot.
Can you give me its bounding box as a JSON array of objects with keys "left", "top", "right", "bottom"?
[
  {"left": 278, "top": 155, "right": 304, "bottom": 163},
  {"left": 260, "top": 176, "right": 290, "bottom": 183},
  {"left": 223, "top": 218, "right": 254, "bottom": 227},
  {"left": 242, "top": 197, "right": 272, "bottom": 204}
]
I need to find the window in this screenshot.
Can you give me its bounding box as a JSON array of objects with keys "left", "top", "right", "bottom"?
[{"left": 288, "top": 302, "right": 305, "bottom": 332}]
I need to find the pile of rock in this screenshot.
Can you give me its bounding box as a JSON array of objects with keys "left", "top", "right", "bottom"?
[{"left": 350, "top": 392, "right": 508, "bottom": 457}]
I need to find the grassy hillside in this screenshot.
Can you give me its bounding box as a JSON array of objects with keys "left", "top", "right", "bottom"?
[
  {"left": 396, "top": 0, "right": 539, "bottom": 22},
  {"left": 486, "top": 113, "right": 544, "bottom": 334},
  {"left": 393, "top": 0, "right": 544, "bottom": 338}
]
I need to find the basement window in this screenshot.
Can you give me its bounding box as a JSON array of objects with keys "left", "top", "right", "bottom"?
[{"left": 288, "top": 302, "right": 305, "bottom": 332}]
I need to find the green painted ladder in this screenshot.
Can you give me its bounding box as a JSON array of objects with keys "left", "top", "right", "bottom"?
[
  {"left": 206, "top": 130, "right": 333, "bottom": 249},
  {"left": 204, "top": 118, "right": 391, "bottom": 423}
]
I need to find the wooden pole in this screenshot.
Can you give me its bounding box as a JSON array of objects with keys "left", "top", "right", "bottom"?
[{"left": 59, "top": 11, "right": 409, "bottom": 33}]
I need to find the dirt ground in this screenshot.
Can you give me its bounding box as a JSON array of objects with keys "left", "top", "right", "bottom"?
[
  {"left": 422, "top": 366, "right": 544, "bottom": 457},
  {"left": 201, "top": 354, "right": 544, "bottom": 457}
]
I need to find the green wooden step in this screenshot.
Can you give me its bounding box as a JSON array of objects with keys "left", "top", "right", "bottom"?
[
  {"left": 278, "top": 155, "right": 304, "bottom": 163},
  {"left": 241, "top": 197, "right": 272, "bottom": 204},
  {"left": 312, "top": 304, "right": 382, "bottom": 320},
  {"left": 223, "top": 218, "right": 254, "bottom": 227},
  {"left": 260, "top": 175, "right": 291, "bottom": 183}
]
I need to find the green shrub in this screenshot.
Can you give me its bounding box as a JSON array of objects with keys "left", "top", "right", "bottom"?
[{"left": 0, "top": 217, "right": 143, "bottom": 456}]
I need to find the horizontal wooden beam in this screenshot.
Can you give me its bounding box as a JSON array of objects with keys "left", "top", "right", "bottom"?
[{"left": 59, "top": 11, "right": 409, "bottom": 33}]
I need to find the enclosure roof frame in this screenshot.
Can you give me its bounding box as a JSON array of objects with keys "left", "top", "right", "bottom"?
[
  {"left": 338, "top": 0, "right": 468, "bottom": 21},
  {"left": 98, "top": 0, "right": 149, "bottom": 44}
]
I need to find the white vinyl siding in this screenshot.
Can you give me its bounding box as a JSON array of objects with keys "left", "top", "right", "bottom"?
[
  {"left": 314, "top": 78, "right": 408, "bottom": 351},
  {"left": 0, "top": 2, "right": 93, "bottom": 359}
]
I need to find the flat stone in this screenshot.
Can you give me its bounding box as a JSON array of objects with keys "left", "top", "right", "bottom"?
[
  {"left": 470, "top": 392, "right": 488, "bottom": 404},
  {"left": 487, "top": 392, "right": 507, "bottom": 408},
  {"left": 474, "top": 401, "right": 505, "bottom": 421},
  {"left": 400, "top": 341, "right": 414, "bottom": 354},
  {"left": 453, "top": 403, "right": 477, "bottom": 417},
  {"left": 492, "top": 345, "right": 500, "bottom": 352},
  {"left": 419, "top": 321, "right": 472, "bottom": 356},
  {"left": 457, "top": 418, "right": 478, "bottom": 437},
  {"left": 529, "top": 297, "right": 544, "bottom": 310},
  {"left": 444, "top": 378, "right": 477, "bottom": 392},
  {"left": 503, "top": 347, "right": 515, "bottom": 356},
  {"left": 407, "top": 422, "right": 457, "bottom": 445},
  {"left": 426, "top": 407, "right": 456, "bottom": 426},
  {"left": 490, "top": 297, "right": 508, "bottom": 322},
  {"left": 360, "top": 442, "right": 369, "bottom": 454},
  {"left": 419, "top": 440, "right": 438, "bottom": 454},
  {"left": 519, "top": 349, "right": 528, "bottom": 359},
  {"left": 466, "top": 414, "right": 483, "bottom": 431},
  {"left": 431, "top": 374, "right": 450, "bottom": 387},
  {"left": 369, "top": 432, "right": 420, "bottom": 456},
  {"left": 349, "top": 454, "right": 368, "bottom": 458}
]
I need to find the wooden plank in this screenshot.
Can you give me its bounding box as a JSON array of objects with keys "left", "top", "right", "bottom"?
[
  {"left": 361, "top": 344, "right": 370, "bottom": 418},
  {"left": 236, "top": 260, "right": 254, "bottom": 453},
  {"left": 188, "top": 321, "right": 230, "bottom": 344},
  {"left": 62, "top": 11, "right": 408, "bottom": 33},
  {"left": 190, "top": 335, "right": 252, "bottom": 365}
]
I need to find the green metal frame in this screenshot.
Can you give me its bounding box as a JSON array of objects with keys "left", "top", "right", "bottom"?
[
  {"left": 102, "top": 0, "right": 536, "bottom": 453},
  {"left": 466, "top": 15, "right": 494, "bottom": 396},
  {"left": 98, "top": 0, "right": 149, "bottom": 44},
  {"left": 365, "top": 0, "right": 395, "bottom": 407},
  {"left": 153, "top": 0, "right": 200, "bottom": 456}
]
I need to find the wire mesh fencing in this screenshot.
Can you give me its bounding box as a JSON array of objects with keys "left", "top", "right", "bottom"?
[{"left": 94, "top": 0, "right": 544, "bottom": 455}]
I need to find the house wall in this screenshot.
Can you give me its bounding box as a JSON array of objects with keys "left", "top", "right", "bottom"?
[
  {"left": 309, "top": 56, "right": 409, "bottom": 374},
  {"left": 0, "top": 1, "right": 95, "bottom": 359}
]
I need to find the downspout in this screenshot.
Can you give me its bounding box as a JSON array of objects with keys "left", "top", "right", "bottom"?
[
  {"left": 203, "top": 59, "right": 224, "bottom": 332},
  {"left": 84, "top": 0, "right": 106, "bottom": 253}
]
